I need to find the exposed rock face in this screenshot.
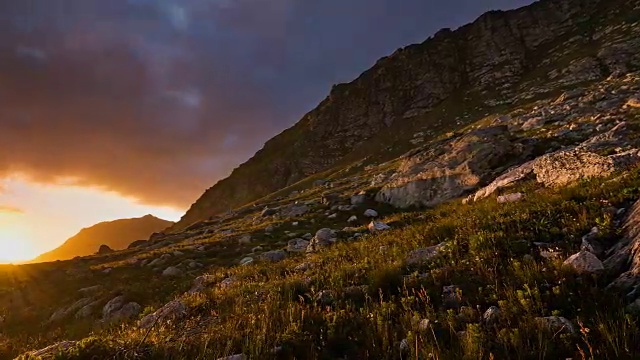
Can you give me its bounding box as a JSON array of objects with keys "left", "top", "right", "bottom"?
[
  {"left": 174, "top": 0, "right": 640, "bottom": 229},
  {"left": 376, "top": 126, "right": 522, "bottom": 208},
  {"left": 605, "top": 198, "right": 640, "bottom": 293}
]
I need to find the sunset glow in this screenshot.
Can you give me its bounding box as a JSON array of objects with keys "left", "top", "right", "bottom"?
[{"left": 0, "top": 175, "right": 183, "bottom": 263}]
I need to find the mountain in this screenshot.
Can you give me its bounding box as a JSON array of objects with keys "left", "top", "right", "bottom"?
[
  {"left": 6, "top": 0, "right": 640, "bottom": 358},
  {"left": 174, "top": 0, "right": 638, "bottom": 230},
  {"left": 32, "top": 215, "right": 173, "bottom": 263}
]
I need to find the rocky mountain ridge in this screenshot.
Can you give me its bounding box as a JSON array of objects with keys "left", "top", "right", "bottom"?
[
  {"left": 32, "top": 215, "right": 173, "bottom": 263},
  {"left": 176, "top": 0, "right": 638, "bottom": 230}
]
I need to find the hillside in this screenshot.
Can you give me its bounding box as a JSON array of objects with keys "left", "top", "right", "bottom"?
[
  {"left": 1, "top": 0, "right": 640, "bottom": 358},
  {"left": 32, "top": 215, "right": 173, "bottom": 263},
  {"left": 175, "top": 0, "right": 635, "bottom": 230}
]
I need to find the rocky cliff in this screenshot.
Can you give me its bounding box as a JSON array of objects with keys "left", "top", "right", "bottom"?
[{"left": 175, "top": 0, "right": 639, "bottom": 229}]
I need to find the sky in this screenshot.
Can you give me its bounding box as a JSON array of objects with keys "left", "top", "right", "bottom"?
[{"left": 0, "top": 0, "right": 534, "bottom": 262}]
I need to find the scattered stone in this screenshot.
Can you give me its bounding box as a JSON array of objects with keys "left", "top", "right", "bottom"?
[
  {"left": 261, "top": 207, "right": 278, "bottom": 217},
  {"left": 497, "top": 193, "right": 524, "bottom": 203},
  {"left": 302, "top": 233, "right": 313, "bottom": 240},
  {"left": 238, "top": 235, "right": 252, "bottom": 245},
  {"left": 287, "top": 238, "right": 310, "bottom": 252},
  {"left": 536, "top": 316, "right": 575, "bottom": 334},
  {"left": 188, "top": 261, "right": 203, "bottom": 269},
  {"left": 162, "top": 266, "right": 184, "bottom": 277},
  {"left": 328, "top": 213, "right": 338, "bottom": 219},
  {"left": 580, "top": 227, "right": 605, "bottom": 257},
  {"left": 138, "top": 300, "right": 187, "bottom": 329},
  {"left": 261, "top": 250, "right": 287, "bottom": 262},
  {"left": 563, "top": 251, "right": 604, "bottom": 274},
  {"left": 321, "top": 193, "right": 341, "bottom": 205},
  {"left": 292, "top": 221, "right": 299, "bottom": 226},
  {"left": 406, "top": 243, "right": 445, "bottom": 265},
  {"left": 188, "top": 275, "right": 216, "bottom": 294},
  {"left": 252, "top": 246, "right": 264, "bottom": 252},
  {"left": 306, "top": 228, "right": 338, "bottom": 253},
  {"left": 172, "top": 251, "right": 184, "bottom": 257},
  {"left": 102, "top": 268, "right": 112, "bottom": 274},
  {"left": 348, "top": 215, "right": 358, "bottom": 223},
  {"left": 49, "top": 298, "right": 94, "bottom": 322},
  {"left": 294, "top": 262, "right": 313, "bottom": 272},
  {"left": 482, "top": 306, "right": 501, "bottom": 326},
  {"left": 78, "top": 285, "right": 102, "bottom": 295},
  {"left": 108, "top": 302, "right": 141, "bottom": 321},
  {"left": 265, "top": 225, "right": 275, "bottom": 233},
  {"left": 351, "top": 194, "right": 367, "bottom": 206},
  {"left": 97, "top": 244, "right": 114, "bottom": 255},
  {"left": 625, "top": 97, "right": 640, "bottom": 108},
  {"left": 280, "top": 204, "right": 310, "bottom": 218},
  {"left": 74, "top": 301, "right": 100, "bottom": 319},
  {"left": 368, "top": 221, "right": 391, "bottom": 232},
  {"left": 219, "top": 277, "right": 236, "bottom": 289},
  {"left": 239, "top": 257, "right": 254, "bottom": 266},
  {"left": 364, "top": 209, "right": 379, "bottom": 217},
  {"left": 128, "top": 240, "right": 148, "bottom": 249},
  {"left": 103, "top": 296, "right": 126, "bottom": 319}
]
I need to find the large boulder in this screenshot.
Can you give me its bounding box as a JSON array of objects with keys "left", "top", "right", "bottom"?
[
  {"left": 139, "top": 300, "right": 187, "bottom": 329},
  {"left": 49, "top": 298, "right": 94, "bottom": 322},
  {"left": 260, "top": 250, "right": 287, "bottom": 262},
  {"left": 376, "top": 126, "right": 520, "bottom": 208},
  {"left": 102, "top": 295, "right": 126, "bottom": 319},
  {"left": 287, "top": 238, "right": 310, "bottom": 252},
  {"left": 280, "top": 204, "right": 310, "bottom": 218},
  {"left": 162, "top": 266, "right": 183, "bottom": 277},
  {"left": 306, "top": 228, "right": 337, "bottom": 253}
]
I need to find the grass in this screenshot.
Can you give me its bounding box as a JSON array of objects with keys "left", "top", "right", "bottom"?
[{"left": 5, "top": 165, "right": 640, "bottom": 359}]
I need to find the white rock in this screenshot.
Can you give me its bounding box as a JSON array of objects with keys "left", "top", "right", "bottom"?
[
  {"left": 239, "top": 257, "right": 254, "bottom": 266},
  {"left": 368, "top": 221, "right": 391, "bottom": 233},
  {"left": 497, "top": 193, "right": 525, "bottom": 203},
  {"left": 563, "top": 250, "right": 604, "bottom": 274},
  {"left": 364, "top": 209, "right": 379, "bottom": 217},
  {"left": 162, "top": 266, "right": 183, "bottom": 277},
  {"left": 347, "top": 215, "right": 358, "bottom": 223},
  {"left": 237, "top": 235, "right": 252, "bottom": 245},
  {"left": 328, "top": 213, "right": 338, "bottom": 219}
]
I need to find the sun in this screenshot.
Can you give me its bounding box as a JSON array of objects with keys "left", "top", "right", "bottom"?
[{"left": 0, "top": 218, "right": 36, "bottom": 263}]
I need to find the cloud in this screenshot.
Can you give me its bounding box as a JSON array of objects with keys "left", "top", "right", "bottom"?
[
  {"left": 0, "top": 0, "right": 534, "bottom": 208},
  {"left": 0, "top": 205, "right": 24, "bottom": 214}
]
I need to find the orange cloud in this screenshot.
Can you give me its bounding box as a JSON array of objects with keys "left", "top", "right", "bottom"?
[{"left": 0, "top": 205, "right": 24, "bottom": 214}]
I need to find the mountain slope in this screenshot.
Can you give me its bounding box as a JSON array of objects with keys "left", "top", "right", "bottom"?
[
  {"left": 175, "top": 0, "right": 633, "bottom": 230},
  {"left": 32, "top": 215, "right": 173, "bottom": 263}
]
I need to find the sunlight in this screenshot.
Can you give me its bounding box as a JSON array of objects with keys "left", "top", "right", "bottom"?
[
  {"left": 0, "top": 175, "right": 184, "bottom": 263},
  {"left": 0, "top": 214, "right": 36, "bottom": 263}
]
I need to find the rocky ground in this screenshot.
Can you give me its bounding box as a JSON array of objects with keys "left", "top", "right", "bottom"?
[{"left": 2, "top": 0, "right": 640, "bottom": 359}]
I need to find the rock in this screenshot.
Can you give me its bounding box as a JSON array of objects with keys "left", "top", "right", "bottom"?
[
  {"left": 497, "top": 193, "right": 524, "bottom": 203},
  {"left": 280, "top": 204, "right": 310, "bottom": 218},
  {"left": 294, "top": 262, "right": 313, "bottom": 272},
  {"left": 348, "top": 215, "right": 358, "bottom": 223},
  {"left": 265, "top": 225, "right": 275, "bottom": 233},
  {"left": 27, "top": 341, "right": 77, "bottom": 359},
  {"left": 147, "top": 258, "right": 166, "bottom": 267},
  {"left": 128, "top": 240, "right": 148, "bottom": 249},
  {"left": 482, "top": 306, "right": 501, "bottom": 326},
  {"left": 261, "top": 250, "right": 287, "bottom": 262},
  {"left": 287, "top": 238, "right": 310, "bottom": 252},
  {"left": 102, "top": 268, "right": 112, "bottom": 274},
  {"left": 219, "top": 277, "right": 236, "bottom": 289},
  {"left": 78, "top": 285, "right": 102, "bottom": 295},
  {"left": 103, "top": 295, "right": 126, "bottom": 319},
  {"left": 364, "top": 209, "right": 379, "bottom": 217},
  {"left": 75, "top": 301, "right": 100, "bottom": 319},
  {"left": 368, "top": 221, "right": 391, "bottom": 232},
  {"left": 97, "top": 244, "right": 114, "bottom": 255},
  {"left": 321, "top": 193, "right": 341, "bottom": 205},
  {"left": 563, "top": 251, "right": 604, "bottom": 274},
  {"left": 306, "top": 228, "right": 337, "bottom": 253},
  {"left": 217, "top": 355, "right": 247, "bottom": 360},
  {"left": 188, "top": 261, "right": 203, "bottom": 269},
  {"left": 138, "top": 300, "right": 187, "bottom": 329},
  {"left": 189, "top": 275, "right": 217, "bottom": 294},
  {"left": 442, "top": 285, "right": 461, "bottom": 309},
  {"left": 302, "top": 233, "right": 313, "bottom": 240},
  {"left": 328, "top": 213, "right": 338, "bottom": 219},
  {"left": 162, "top": 266, "right": 184, "bottom": 277},
  {"left": 239, "top": 257, "right": 254, "bottom": 266},
  {"left": 580, "top": 227, "right": 605, "bottom": 257},
  {"left": 172, "top": 251, "right": 184, "bottom": 256},
  {"left": 351, "top": 194, "right": 367, "bottom": 205},
  {"left": 261, "top": 207, "right": 278, "bottom": 217},
  {"left": 536, "top": 316, "right": 575, "bottom": 334},
  {"left": 376, "top": 126, "right": 520, "bottom": 208},
  {"left": 108, "top": 302, "right": 141, "bottom": 321},
  {"left": 406, "top": 243, "right": 444, "bottom": 265},
  {"left": 400, "top": 338, "right": 410, "bottom": 358},
  {"left": 238, "top": 235, "right": 252, "bottom": 245},
  {"left": 313, "top": 179, "right": 328, "bottom": 187},
  {"left": 625, "top": 97, "right": 640, "bottom": 108},
  {"left": 49, "top": 298, "right": 94, "bottom": 322}
]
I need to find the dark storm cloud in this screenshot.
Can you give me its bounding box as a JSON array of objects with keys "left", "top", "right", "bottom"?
[{"left": 0, "top": 0, "right": 534, "bottom": 208}]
